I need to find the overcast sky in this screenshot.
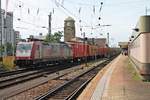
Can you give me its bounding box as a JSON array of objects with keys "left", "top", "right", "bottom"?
[{"left": 1, "top": 0, "right": 150, "bottom": 46}]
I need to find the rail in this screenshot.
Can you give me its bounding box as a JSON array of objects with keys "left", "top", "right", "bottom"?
[{"left": 35, "top": 59, "right": 111, "bottom": 100}]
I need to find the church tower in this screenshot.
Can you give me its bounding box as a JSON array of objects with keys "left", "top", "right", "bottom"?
[{"left": 64, "top": 17, "right": 75, "bottom": 42}]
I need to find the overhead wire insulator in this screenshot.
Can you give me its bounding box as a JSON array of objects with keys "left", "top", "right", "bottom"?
[
  {"left": 93, "top": 5, "right": 95, "bottom": 14},
  {"left": 98, "top": 2, "right": 103, "bottom": 27},
  {"left": 17, "top": 0, "right": 24, "bottom": 22},
  {"left": 18, "top": 0, "right": 23, "bottom": 8},
  {"left": 17, "top": 18, "right": 21, "bottom": 21},
  {"left": 80, "top": 27, "right": 82, "bottom": 31},
  {"left": 61, "top": 0, "right": 64, "bottom": 5},
  {"left": 53, "top": 8, "right": 55, "bottom": 14},
  {"left": 79, "top": 20, "right": 81, "bottom": 23},
  {"left": 99, "top": 2, "right": 103, "bottom": 13},
  {"left": 98, "top": 17, "right": 101, "bottom": 20},
  {"left": 78, "top": 7, "right": 81, "bottom": 14}
]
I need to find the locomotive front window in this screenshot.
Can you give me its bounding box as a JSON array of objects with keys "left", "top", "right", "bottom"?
[{"left": 17, "top": 44, "right": 32, "bottom": 51}]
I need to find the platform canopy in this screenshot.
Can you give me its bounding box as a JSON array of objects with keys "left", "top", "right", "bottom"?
[{"left": 118, "top": 42, "right": 128, "bottom": 49}]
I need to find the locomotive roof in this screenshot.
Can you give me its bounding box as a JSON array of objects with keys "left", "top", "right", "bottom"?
[
  {"left": 17, "top": 41, "right": 34, "bottom": 44},
  {"left": 42, "top": 42, "right": 69, "bottom": 46}
]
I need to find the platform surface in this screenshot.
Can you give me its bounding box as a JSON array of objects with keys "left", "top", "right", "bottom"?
[{"left": 78, "top": 55, "right": 150, "bottom": 100}]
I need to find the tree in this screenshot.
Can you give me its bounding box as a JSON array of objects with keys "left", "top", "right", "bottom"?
[
  {"left": 44, "top": 31, "right": 63, "bottom": 43},
  {"left": 0, "top": 45, "right": 4, "bottom": 56},
  {"left": 6, "top": 43, "right": 13, "bottom": 56}
]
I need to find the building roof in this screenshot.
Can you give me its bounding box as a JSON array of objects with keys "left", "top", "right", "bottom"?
[
  {"left": 34, "top": 35, "right": 46, "bottom": 40},
  {"left": 64, "top": 16, "right": 75, "bottom": 21},
  {"left": 69, "top": 37, "right": 84, "bottom": 42},
  {"left": 118, "top": 42, "right": 128, "bottom": 48},
  {"left": 28, "top": 34, "right": 46, "bottom": 41}
]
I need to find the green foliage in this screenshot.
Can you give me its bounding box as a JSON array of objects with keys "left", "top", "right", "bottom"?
[
  {"left": 0, "top": 43, "right": 16, "bottom": 56},
  {"left": 6, "top": 43, "right": 13, "bottom": 56},
  {"left": 44, "top": 31, "right": 63, "bottom": 43},
  {"left": 0, "top": 45, "right": 4, "bottom": 57},
  {"left": 0, "top": 45, "right": 4, "bottom": 53}
]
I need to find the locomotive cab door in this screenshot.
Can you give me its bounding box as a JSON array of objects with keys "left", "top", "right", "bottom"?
[
  {"left": 39, "top": 44, "right": 42, "bottom": 59},
  {"left": 36, "top": 44, "right": 42, "bottom": 59}
]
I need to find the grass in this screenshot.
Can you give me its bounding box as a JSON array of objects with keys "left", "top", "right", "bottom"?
[
  {"left": 0, "top": 62, "right": 13, "bottom": 71},
  {"left": 127, "top": 59, "right": 141, "bottom": 81}
]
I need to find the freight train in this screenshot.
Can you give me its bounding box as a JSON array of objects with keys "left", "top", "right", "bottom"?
[
  {"left": 128, "top": 16, "right": 150, "bottom": 79},
  {"left": 15, "top": 40, "right": 119, "bottom": 68}
]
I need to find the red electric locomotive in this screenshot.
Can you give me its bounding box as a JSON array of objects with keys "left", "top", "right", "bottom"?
[
  {"left": 15, "top": 40, "right": 119, "bottom": 68},
  {"left": 15, "top": 41, "right": 73, "bottom": 67}
]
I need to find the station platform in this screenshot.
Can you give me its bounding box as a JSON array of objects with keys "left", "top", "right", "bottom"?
[{"left": 78, "top": 55, "right": 150, "bottom": 100}]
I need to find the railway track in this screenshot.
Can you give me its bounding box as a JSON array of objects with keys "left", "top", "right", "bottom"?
[
  {"left": 0, "top": 68, "right": 33, "bottom": 77},
  {"left": 0, "top": 56, "right": 117, "bottom": 99},
  {"left": 0, "top": 57, "right": 101, "bottom": 90},
  {"left": 0, "top": 69, "right": 52, "bottom": 89},
  {"left": 0, "top": 60, "right": 87, "bottom": 89},
  {"left": 35, "top": 59, "right": 111, "bottom": 100},
  {"left": 0, "top": 63, "right": 73, "bottom": 89},
  {"left": 3, "top": 58, "right": 108, "bottom": 99},
  {"left": 0, "top": 65, "right": 56, "bottom": 77},
  {"left": 0, "top": 64, "right": 58, "bottom": 78}
]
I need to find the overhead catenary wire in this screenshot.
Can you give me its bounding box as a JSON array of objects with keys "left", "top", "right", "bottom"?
[
  {"left": 13, "top": 0, "right": 104, "bottom": 31},
  {"left": 15, "top": 26, "right": 64, "bottom": 32},
  {"left": 14, "top": 0, "right": 108, "bottom": 35},
  {"left": 64, "top": 0, "right": 145, "bottom": 7},
  {"left": 53, "top": 0, "right": 108, "bottom": 34},
  {"left": 11, "top": 0, "right": 148, "bottom": 19},
  {"left": 13, "top": 0, "right": 68, "bottom": 27},
  {"left": 52, "top": 0, "right": 90, "bottom": 27},
  {"left": 9, "top": 0, "right": 147, "bottom": 38},
  {"left": 14, "top": 0, "right": 52, "bottom": 14}
]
